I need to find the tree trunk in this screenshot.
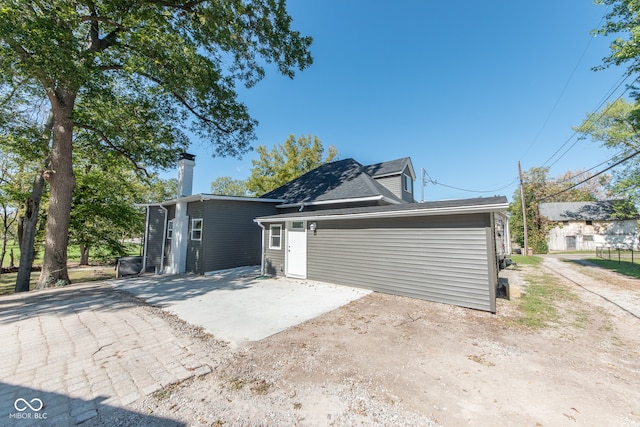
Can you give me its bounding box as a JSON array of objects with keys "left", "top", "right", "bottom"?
[
  {"left": 79, "top": 244, "right": 90, "bottom": 266},
  {"left": 0, "top": 235, "right": 6, "bottom": 272},
  {"left": 14, "top": 169, "right": 46, "bottom": 292},
  {"left": 37, "top": 93, "right": 76, "bottom": 289},
  {"left": 17, "top": 214, "right": 23, "bottom": 250}
]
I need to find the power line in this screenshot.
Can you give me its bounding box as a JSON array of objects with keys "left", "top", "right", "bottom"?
[
  {"left": 554, "top": 149, "right": 627, "bottom": 184},
  {"left": 540, "top": 72, "right": 635, "bottom": 169},
  {"left": 521, "top": 7, "right": 609, "bottom": 159},
  {"left": 539, "top": 149, "right": 640, "bottom": 202},
  {"left": 423, "top": 174, "right": 519, "bottom": 195}
]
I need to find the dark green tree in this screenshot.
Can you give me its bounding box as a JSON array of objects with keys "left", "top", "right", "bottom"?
[
  {"left": 574, "top": 98, "right": 640, "bottom": 204},
  {"left": 210, "top": 176, "right": 250, "bottom": 197},
  {"left": 69, "top": 154, "right": 145, "bottom": 266},
  {"left": 247, "top": 134, "right": 337, "bottom": 195},
  {"left": 0, "top": 0, "right": 312, "bottom": 287}
]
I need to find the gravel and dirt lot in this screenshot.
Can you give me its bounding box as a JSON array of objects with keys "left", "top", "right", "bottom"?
[{"left": 97, "top": 255, "right": 640, "bottom": 426}]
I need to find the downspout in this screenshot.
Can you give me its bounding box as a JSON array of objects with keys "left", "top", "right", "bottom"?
[
  {"left": 159, "top": 204, "right": 168, "bottom": 274},
  {"left": 256, "top": 220, "right": 266, "bottom": 275},
  {"left": 142, "top": 206, "right": 151, "bottom": 273}
]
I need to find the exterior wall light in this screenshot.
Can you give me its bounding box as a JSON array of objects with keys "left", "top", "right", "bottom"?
[{"left": 309, "top": 222, "right": 317, "bottom": 232}]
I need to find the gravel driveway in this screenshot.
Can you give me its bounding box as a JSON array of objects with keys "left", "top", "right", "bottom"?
[{"left": 94, "top": 255, "right": 639, "bottom": 426}]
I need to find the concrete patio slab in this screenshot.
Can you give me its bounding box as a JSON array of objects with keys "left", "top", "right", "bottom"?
[{"left": 110, "top": 267, "right": 371, "bottom": 346}]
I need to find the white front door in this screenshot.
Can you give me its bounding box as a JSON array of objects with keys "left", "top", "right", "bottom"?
[{"left": 286, "top": 221, "right": 307, "bottom": 278}]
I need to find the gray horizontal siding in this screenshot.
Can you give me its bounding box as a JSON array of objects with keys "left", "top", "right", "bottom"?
[
  {"left": 186, "top": 202, "right": 205, "bottom": 274},
  {"left": 307, "top": 215, "right": 495, "bottom": 311},
  {"left": 374, "top": 175, "right": 402, "bottom": 200},
  {"left": 199, "top": 200, "right": 278, "bottom": 273},
  {"left": 264, "top": 222, "right": 286, "bottom": 276},
  {"left": 145, "top": 206, "right": 166, "bottom": 273}
]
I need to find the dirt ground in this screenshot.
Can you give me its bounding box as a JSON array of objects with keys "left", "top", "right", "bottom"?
[{"left": 116, "top": 256, "right": 640, "bottom": 426}]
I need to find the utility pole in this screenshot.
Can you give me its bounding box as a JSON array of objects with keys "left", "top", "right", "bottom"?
[
  {"left": 420, "top": 167, "right": 426, "bottom": 202},
  {"left": 518, "top": 161, "right": 529, "bottom": 256}
]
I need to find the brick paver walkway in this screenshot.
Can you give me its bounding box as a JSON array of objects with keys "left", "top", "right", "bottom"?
[{"left": 0, "top": 282, "right": 212, "bottom": 425}]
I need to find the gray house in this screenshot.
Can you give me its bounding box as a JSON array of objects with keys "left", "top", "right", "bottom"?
[
  {"left": 141, "top": 155, "right": 414, "bottom": 275},
  {"left": 256, "top": 197, "right": 508, "bottom": 313},
  {"left": 142, "top": 154, "right": 283, "bottom": 275},
  {"left": 141, "top": 154, "right": 510, "bottom": 312},
  {"left": 254, "top": 158, "right": 509, "bottom": 312},
  {"left": 539, "top": 200, "right": 639, "bottom": 251}
]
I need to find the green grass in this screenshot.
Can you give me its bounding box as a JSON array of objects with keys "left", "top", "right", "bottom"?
[
  {"left": 2, "top": 243, "right": 142, "bottom": 268},
  {"left": 0, "top": 241, "right": 134, "bottom": 296},
  {"left": 0, "top": 267, "right": 116, "bottom": 296},
  {"left": 508, "top": 255, "right": 579, "bottom": 329},
  {"left": 0, "top": 271, "right": 39, "bottom": 295},
  {"left": 516, "top": 271, "right": 578, "bottom": 329},
  {"left": 510, "top": 254, "right": 543, "bottom": 266},
  {"left": 586, "top": 257, "right": 640, "bottom": 279}
]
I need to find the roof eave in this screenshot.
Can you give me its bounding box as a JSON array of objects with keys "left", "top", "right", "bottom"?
[
  {"left": 275, "top": 195, "right": 402, "bottom": 209},
  {"left": 256, "top": 202, "right": 509, "bottom": 223},
  {"left": 136, "top": 194, "right": 285, "bottom": 207}
]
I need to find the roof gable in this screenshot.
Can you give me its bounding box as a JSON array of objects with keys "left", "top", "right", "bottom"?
[
  {"left": 261, "top": 158, "right": 403, "bottom": 205},
  {"left": 539, "top": 201, "right": 639, "bottom": 221},
  {"left": 364, "top": 157, "right": 415, "bottom": 179}
]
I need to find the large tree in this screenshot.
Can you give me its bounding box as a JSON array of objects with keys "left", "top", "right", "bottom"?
[
  {"left": 247, "top": 134, "right": 337, "bottom": 195},
  {"left": 597, "top": 0, "right": 640, "bottom": 75},
  {"left": 69, "top": 155, "right": 146, "bottom": 266},
  {"left": 210, "top": 176, "right": 250, "bottom": 196},
  {"left": 0, "top": 1, "right": 312, "bottom": 287},
  {"left": 574, "top": 98, "right": 640, "bottom": 203},
  {"left": 0, "top": 78, "right": 51, "bottom": 292}
]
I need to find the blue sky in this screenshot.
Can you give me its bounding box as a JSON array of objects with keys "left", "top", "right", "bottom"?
[{"left": 167, "top": 1, "right": 631, "bottom": 202}]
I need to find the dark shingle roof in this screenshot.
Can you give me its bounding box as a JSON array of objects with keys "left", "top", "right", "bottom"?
[
  {"left": 539, "top": 201, "right": 639, "bottom": 221},
  {"left": 261, "top": 158, "right": 403, "bottom": 204},
  {"left": 364, "top": 157, "right": 414, "bottom": 178}
]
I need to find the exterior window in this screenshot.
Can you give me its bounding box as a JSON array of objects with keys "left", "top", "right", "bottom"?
[
  {"left": 167, "top": 219, "right": 174, "bottom": 239},
  {"left": 403, "top": 174, "right": 412, "bottom": 192},
  {"left": 292, "top": 221, "right": 305, "bottom": 230},
  {"left": 191, "top": 218, "right": 203, "bottom": 241},
  {"left": 269, "top": 224, "right": 282, "bottom": 249},
  {"left": 586, "top": 220, "right": 593, "bottom": 226},
  {"left": 583, "top": 235, "right": 594, "bottom": 242}
]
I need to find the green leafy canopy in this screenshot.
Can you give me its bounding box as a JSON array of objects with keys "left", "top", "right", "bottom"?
[{"left": 0, "top": 0, "right": 314, "bottom": 166}]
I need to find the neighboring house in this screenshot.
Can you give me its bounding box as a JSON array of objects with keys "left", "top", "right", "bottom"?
[
  {"left": 141, "top": 154, "right": 510, "bottom": 312},
  {"left": 539, "top": 201, "right": 639, "bottom": 251}
]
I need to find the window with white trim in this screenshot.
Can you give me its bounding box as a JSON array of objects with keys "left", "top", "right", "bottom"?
[
  {"left": 403, "top": 174, "right": 412, "bottom": 193},
  {"left": 167, "top": 219, "right": 174, "bottom": 239},
  {"left": 269, "top": 224, "right": 282, "bottom": 249},
  {"left": 191, "top": 218, "right": 203, "bottom": 241}
]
